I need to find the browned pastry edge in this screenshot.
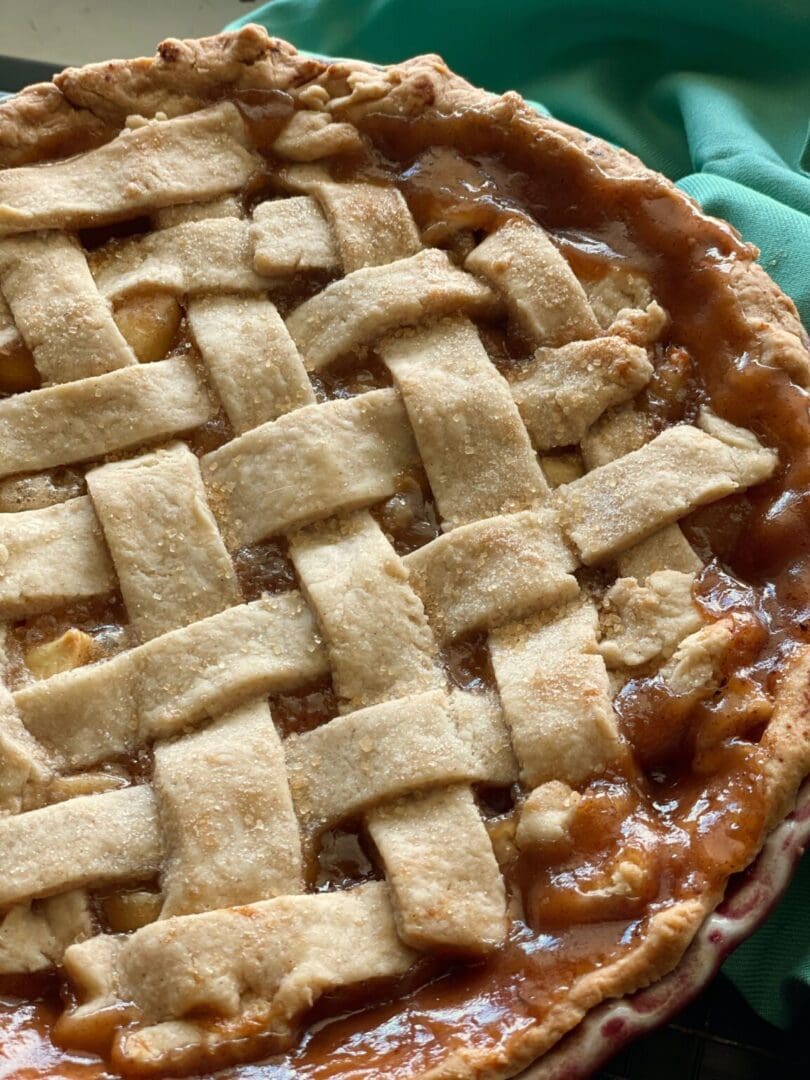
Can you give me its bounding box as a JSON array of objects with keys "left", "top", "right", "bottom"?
[{"left": 1, "top": 25, "right": 809, "bottom": 1080}]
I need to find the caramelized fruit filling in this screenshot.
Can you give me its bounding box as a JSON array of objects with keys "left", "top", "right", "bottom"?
[
  {"left": 5, "top": 596, "right": 130, "bottom": 691},
  {"left": 0, "top": 92, "right": 808, "bottom": 1080},
  {"left": 233, "top": 537, "right": 298, "bottom": 599},
  {"left": 372, "top": 471, "right": 441, "bottom": 555},
  {"left": 112, "top": 292, "right": 182, "bottom": 363},
  {"left": 310, "top": 349, "right": 394, "bottom": 401},
  {"left": 0, "top": 339, "right": 39, "bottom": 395}
]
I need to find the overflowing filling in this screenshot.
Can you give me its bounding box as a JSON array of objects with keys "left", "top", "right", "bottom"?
[{"left": 0, "top": 75, "right": 807, "bottom": 1080}]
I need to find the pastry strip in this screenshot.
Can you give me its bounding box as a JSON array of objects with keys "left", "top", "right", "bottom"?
[
  {"left": 202, "top": 389, "right": 417, "bottom": 547},
  {"left": 580, "top": 404, "right": 652, "bottom": 469},
  {"left": 404, "top": 508, "right": 578, "bottom": 641},
  {"left": 581, "top": 406, "right": 701, "bottom": 578},
  {"left": 380, "top": 317, "right": 548, "bottom": 527},
  {"left": 284, "top": 690, "right": 480, "bottom": 831},
  {"left": 153, "top": 194, "right": 241, "bottom": 229},
  {"left": 251, "top": 196, "right": 340, "bottom": 276},
  {"left": 512, "top": 336, "right": 653, "bottom": 451},
  {"left": 94, "top": 218, "right": 266, "bottom": 300},
  {"left": 286, "top": 248, "right": 497, "bottom": 370},
  {"left": 307, "top": 179, "right": 421, "bottom": 273},
  {"left": 0, "top": 232, "right": 136, "bottom": 383},
  {"left": 188, "top": 295, "right": 315, "bottom": 433},
  {"left": 89, "top": 443, "right": 305, "bottom": 920},
  {"left": 0, "top": 293, "right": 16, "bottom": 349},
  {"left": 465, "top": 218, "right": 600, "bottom": 345},
  {"left": 619, "top": 525, "right": 703, "bottom": 579},
  {"left": 559, "top": 420, "right": 777, "bottom": 564},
  {"left": 62, "top": 883, "right": 415, "bottom": 1048},
  {"left": 448, "top": 690, "right": 518, "bottom": 786},
  {"left": 0, "top": 358, "right": 213, "bottom": 479},
  {"left": 598, "top": 570, "right": 704, "bottom": 668},
  {"left": 0, "top": 786, "right": 162, "bottom": 907},
  {"left": 0, "top": 103, "right": 261, "bottom": 234},
  {"left": 367, "top": 785, "right": 507, "bottom": 953},
  {"left": 155, "top": 702, "right": 304, "bottom": 916},
  {"left": 0, "top": 497, "right": 115, "bottom": 617},
  {"left": 15, "top": 594, "right": 328, "bottom": 769},
  {"left": 490, "top": 598, "right": 620, "bottom": 787},
  {"left": 289, "top": 511, "right": 439, "bottom": 712},
  {"left": 0, "top": 679, "right": 51, "bottom": 818},
  {"left": 87, "top": 444, "right": 239, "bottom": 643}
]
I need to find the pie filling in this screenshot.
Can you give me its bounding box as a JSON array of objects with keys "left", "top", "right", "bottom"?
[{"left": 0, "top": 44, "right": 808, "bottom": 1080}]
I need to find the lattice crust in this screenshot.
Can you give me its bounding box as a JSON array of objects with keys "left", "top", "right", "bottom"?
[
  {"left": 558, "top": 416, "right": 777, "bottom": 564},
  {"left": 598, "top": 570, "right": 704, "bottom": 669},
  {"left": 86, "top": 443, "right": 240, "bottom": 641},
  {"left": 492, "top": 595, "right": 624, "bottom": 790},
  {"left": 0, "top": 103, "right": 261, "bottom": 233},
  {"left": 0, "top": 787, "right": 162, "bottom": 908},
  {"left": 465, "top": 219, "right": 600, "bottom": 345},
  {"left": 187, "top": 296, "right": 315, "bottom": 431},
  {"left": 276, "top": 164, "right": 424, "bottom": 273},
  {"left": 0, "top": 59, "right": 784, "bottom": 1078},
  {"left": 94, "top": 217, "right": 269, "bottom": 300},
  {"left": 289, "top": 511, "right": 441, "bottom": 712},
  {"left": 379, "top": 317, "right": 549, "bottom": 527},
  {"left": 154, "top": 701, "right": 304, "bottom": 917},
  {"left": 511, "top": 336, "right": 654, "bottom": 450},
  {"left": 0, "top": 498, "right": 115, "bottom": 616},
  {"left": 203, "top": 390, "right": 419, "bottom": 546},
  {"left": 0, "top": 357, "right": 214, "bottom": 478},
  {"left": 404, "top": 509, "right": 578, "bottom": 640},
  {"left": 64, "top": 882, "right": 416, "bottom": 1067},
  {"left": 286, "top": 248, "right": 498, "bottom": 370},
  {"left": 0, "top": 233, "right": 137, "bottom": 382},
  {"left": 580, "top": 405, "right": 703, "bottom": 580}
]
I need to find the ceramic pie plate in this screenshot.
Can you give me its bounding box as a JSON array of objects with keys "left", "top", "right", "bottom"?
[
  {"left": 520, "top": 774, "right": 810, "bottom": 1078},
  {"left": 0, "top": 26, "right": 809, "bottom": 1080}
]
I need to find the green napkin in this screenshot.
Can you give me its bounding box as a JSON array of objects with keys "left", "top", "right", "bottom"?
[{"left": 227, "top": 0, "right": 810, "bottom": 1028}]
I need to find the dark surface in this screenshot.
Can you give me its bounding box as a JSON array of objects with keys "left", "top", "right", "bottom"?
[
  {"left": 597, "top": 973, "right": 810, "bottom": 1080},
  {"left": 0, "top": 56, "right": 62, "bottom": 95}
]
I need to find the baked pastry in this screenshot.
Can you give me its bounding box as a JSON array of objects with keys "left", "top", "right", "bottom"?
[{"left": 0, "top": 25, "right": 808, "bottom": 1080}]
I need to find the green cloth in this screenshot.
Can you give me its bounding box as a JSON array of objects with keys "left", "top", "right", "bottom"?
[{"left": 228, "top": 0, "right": 810, "bottom": 1028}]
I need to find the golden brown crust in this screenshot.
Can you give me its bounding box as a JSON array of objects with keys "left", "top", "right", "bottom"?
[
  {"left": 426, "top": 898, "right": 710, "bottom": 1080},
  {"left": 0, "top": 82, "right": 112, "bottom": 166},
  {"left": 726, "top": 259, "right": 810, "bottom": 387},
  {"left": 760, "top": 645, "right": 810, "bottom": 830},
  {"left": 54, "top": 27, "right": 325, "bottom": 122},
  {"left": 1, "top": 25, "right": 808, "bottom": 1080},
  {"left": 322, "top": 52, "right": 810, "bottom": 393},
  {"left": 0, "top": 28, "right": 325, "bottom": 166}
]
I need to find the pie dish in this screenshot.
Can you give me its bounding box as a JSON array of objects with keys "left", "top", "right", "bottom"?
[{"left": 0, "top": 24, "right": 809, "bottom": 1080}]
